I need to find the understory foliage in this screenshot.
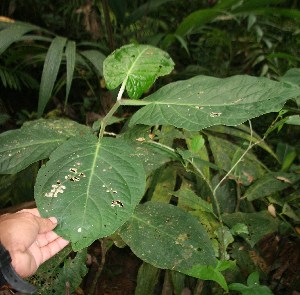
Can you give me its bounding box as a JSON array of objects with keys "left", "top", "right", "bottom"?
[{"left": 0, "top": 1, "right": 300, "bottom": 294}]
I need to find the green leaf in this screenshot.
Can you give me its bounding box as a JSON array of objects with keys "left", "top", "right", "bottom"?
[
  {"left": 183, "top": 264, "right": 228, "bottom": 291},
  {"left": 244, "top": 172, "right": 300, "bottom": 201},
  {"left": 188, "top": 134, "right": 205, "bottom": 153},
  {"left": 281, "top": 68, "right": 300, "bottom": 87},
  {"left": 229, "top": 271, "right": 274, "bottom": 295},
  {"left": 0, "top": 22, "right": 37, "bottom": 55},
  {"left": 150, "top": 165, "right": 176, "bottom": 203},
  {"left": 31, "top": 246, "right": 88, "bottom": 295},
  {"left": 135, "top": 262, "right": 160, "bottom": 295},
  {"left": 129, "top": 75, "right": 300, "bottom": 130},
  {"left": 65, "top": 41, "right": 76, "bottom": 105},
  {"left": 182, "top": 259, "right": 235, "bottom": 291},
  {"left": 35, "top": 135, "right": 146, "bottom": 251},
  {"left": 223, "top": 211, "right": 279, "bottom": 247},
  {"left": 207, "top": 125, "right": 278, "bottom": 160},
  {"left": 38, "top": 36, "right": 67, "bottom": 117},
  {"left": 285, "top": 115, "right": 300, "bottom": 125},
  {"left": 276, "top": 142, "right": 296, "bottom": 171},
  {"left": 241, "top": 7, "right": 300, "bottom": 21},
  {"left": 174, "top": 0, "right": 239, "bottom": 37},
  {"left": 103, "top": 44, "right": 174, "bottom": 99},
  {"left": 0, "top": 119, "right": 90, "bottom": 174},
  {"left": 175, "top": 187, "right": 214, "bottom": 214},
  {"left": 281, "top": 203, "right": 300, "bottom": 222},
  {"left": 184, "top": 132, "right": 212, "bottom": 179},
  {"left": 208, "top": 135, "right": 265, "bottom": 186},
  {"left": 171, "top": 271, "right": 185, "bottom": 295},
  {"left": 176, "top": 9, "right": 220, "bottom": 36},
  {"left": 80, "top": 49, "right": 106, "bottom": 76},
  {"left": 120, "top": 202, "right": 216, "bottom": 270},
  {"left": 231, "top": 223, "right": 249, "bottom": 235}
]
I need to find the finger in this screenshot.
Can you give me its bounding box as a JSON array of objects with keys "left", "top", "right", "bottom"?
[
  {"left": 36, "top": 231, "right": 62, "bottom": 247},
  {"left": 34, "top": 215, "right": 57, "bottom": 233},
  {"left": 17, "top": 208, "right": 41, "bottom": 217},
  {"left": 40, "top": 238, "right": 70, "bottom": 263},
  {"left": 49, "top": 217, "right": 58, "bottom": 224}
]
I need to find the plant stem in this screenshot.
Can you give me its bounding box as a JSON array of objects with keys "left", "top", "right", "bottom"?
[
  {"left": 121, "top": 98, "right": 152, "bottom": 106},
  {"left": 211, "top": 120, "right": 257, "bottom": 259},
  {"left": 235, "top": 182, "right": 241, "bottom": 212},
  {"left": 88, "top": 239, "right": 110, "bottom": 295},
  {"left": 98, "top": 79, "right": 128, "bottom": 140},
  {"left": 283, "top": 106, "right": 300, "bottom": 114},
  {"left": 98, "top": 100, "right": 121, "bottom": 140},
  {"left": 117, "top": 79, "right": 127, "bottom": 101}
]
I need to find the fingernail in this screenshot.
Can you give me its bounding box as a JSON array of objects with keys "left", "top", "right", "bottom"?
[{"left": 49, "top": 217, "right": 58, "bottom": 224}]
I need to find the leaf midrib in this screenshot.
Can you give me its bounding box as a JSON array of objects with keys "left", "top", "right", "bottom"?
[
  {"left": 81, "top": 142, "right": 101, "bottom": 229},
  {"left": 0, "top": 138, "right": 65, "bottom": 152},
  {"left": 125, "top": 47, "right": 149, "bottom": 82}
]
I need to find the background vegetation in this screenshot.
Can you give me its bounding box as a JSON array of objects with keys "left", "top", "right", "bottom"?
[{"left": 0, "top": 0, "right": 300, "bottom": 294}]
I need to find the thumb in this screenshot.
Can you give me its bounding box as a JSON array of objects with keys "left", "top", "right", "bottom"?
[{"left": 35, "top": 216, "right": 57, "bottom": 233}]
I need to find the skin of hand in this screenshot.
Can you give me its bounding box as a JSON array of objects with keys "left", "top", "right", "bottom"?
[{"left": 0, "top": 208, "right": 69, "bottom": 278}]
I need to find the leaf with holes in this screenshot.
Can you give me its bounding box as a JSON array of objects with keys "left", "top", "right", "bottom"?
[
  {"left": 129, "top": 75, "right": 300, "bottom": 130},
  {"left": 120, "top": 201, "right": 216, "bottom": 271},
  {"left": 35, "top": 134, "right": 146, "bottom": 251},
  {"left": 103, "top": 44, "right": 174, "bottom": 99},
  {"left": 0, "top": 119, "right": 91, "bottom": 174},
  {"left": 32, "top": 246, "right": 87, "bottom": 295}
]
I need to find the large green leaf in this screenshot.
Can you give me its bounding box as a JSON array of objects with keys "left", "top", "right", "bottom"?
[
  {"left": 35, "top": 135, "right": 146, "bottom": 251},
  {"left": 0, "top": 119, "right": 90, "bottom": 174},
  {"left": 38, "top": 36, "right": 67, "bottom": 117},
  {"left": 129, "top": 75, "right": 300, "bottom": 131},
  {"left": 120, "top": 202, "right": 216, "bottom": 270},
  {"left": 103, "top": 44, "right": 174, "bottom": 99}
]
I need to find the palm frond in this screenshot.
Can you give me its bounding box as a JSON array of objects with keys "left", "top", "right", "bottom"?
[{"left": 0, "top": 65, "right": 38, "bottom": 90}]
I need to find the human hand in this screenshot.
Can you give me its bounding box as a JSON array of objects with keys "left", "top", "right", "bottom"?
[{"left": 0, "top": 208, "right": 69, "bottom": 277}]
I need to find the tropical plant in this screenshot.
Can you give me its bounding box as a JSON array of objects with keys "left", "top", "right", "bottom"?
[
  {"left": 0, "top": 18, "right": 106, "bottom": 121},
  {"left": 1, "top": 43, "right": 300, "bottom": 294}
]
